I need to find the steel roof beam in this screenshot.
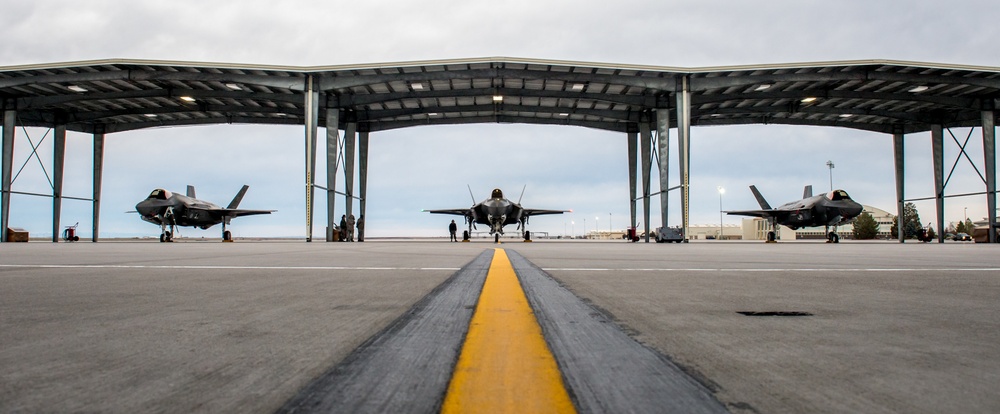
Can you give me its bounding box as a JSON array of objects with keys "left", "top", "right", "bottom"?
[
  {"left": 362, "top": 115, "right": 626, "bottom": 133},
  {"left": 357, "top": 104, "right": 636, "bottom": 124},
  {"left": 692, "top": 90, "right": 978, "bottom": 111},
  {"left": 339, "top": 87, "right": 653, "bottom": 108},
  {"left": 320, "top": 68, "right": 676, "bottom": 92},
  {"left": 0, "top": 69, "right": 307, "bottom": 91},
  {"left": 690, "top": 69, "right": 1000, "bottom": 92},
  {"left": 17, "top": 88, "right": 301, "bottom": 109}
]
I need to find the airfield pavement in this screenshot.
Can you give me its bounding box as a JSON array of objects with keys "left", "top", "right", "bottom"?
[{"left": 1, "top": 239, "right": 999, "bottom": 413}]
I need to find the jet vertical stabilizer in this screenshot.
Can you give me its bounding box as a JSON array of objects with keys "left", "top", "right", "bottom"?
[
  {"left": 803, "top": 185, "right": 813, "bottom": 199},
  {"left": 227, "top": 185, "right": 250, "bottom": 209},
  {"left": 749, "top": 185, "right": 772, "bottom": 210},
  {"left": 187, "top": 185, "right": 196, "bottom": 198}
]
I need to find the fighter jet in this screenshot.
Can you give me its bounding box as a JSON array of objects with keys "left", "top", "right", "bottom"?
[
  {"left": 726, "top": 185, "right": 863, "bottom": 242},
  {"left": 135, "top": 185, "right": 274, "bottom": 242},
  {"left": 425, "top": 187, "right": 569, "bottom": 242}
]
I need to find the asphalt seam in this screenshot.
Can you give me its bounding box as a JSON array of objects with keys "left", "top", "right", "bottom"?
[
  {"left": 506, "top": 249, "right": 731, "bottom": 414},
  {"left": 0, "top": 264, "right": 460, "bottom": 271},
  {"left": 274, "top": 250, "right": 493, "bottom": 414}
]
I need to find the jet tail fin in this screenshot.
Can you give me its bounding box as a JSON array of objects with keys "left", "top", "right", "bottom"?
[
  {"left": 187, "top": 185, "right": 196, "bottom": 199},
  {"left": 467, "top": 185, "right": 477, "bottom": 205},
  {"left": 227, "top": 185, "right": 250, "bottom": 209},
  {"left": 749, "top": 185, "right": 773, "bottom": 210},
  {"left": 803, "top": 185, "right": 813, "bottom": 199},
  {"left": 517, "top": 184, "right": 526, "bottom": 204}
]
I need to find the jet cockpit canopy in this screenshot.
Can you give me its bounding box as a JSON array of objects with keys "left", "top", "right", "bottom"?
[
  {"left": 148, "top": 189, "right": 172, "bottom": 200},
  {"left": 491, "top": 188, "right": 504, "bottom": 199},
  {"left": 827, "top": 190, "right": 851, "bottom": 201}
]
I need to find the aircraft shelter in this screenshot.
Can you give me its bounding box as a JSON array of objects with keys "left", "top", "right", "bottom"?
[{"left": 1, "top": 57, "right": 998, "bottom": 242}]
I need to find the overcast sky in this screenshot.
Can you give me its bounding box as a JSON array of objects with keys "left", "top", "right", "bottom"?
[{"left": 2, "top": 0, "right": 999, "bottom": 238}]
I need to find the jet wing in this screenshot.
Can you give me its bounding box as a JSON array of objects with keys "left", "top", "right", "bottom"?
[
  {"left": 424, "top": 208, "right": 472, "bottom": 216},
  {"left": 198, "top": 208, "right": 275, "bottom": 220},
  {"left": 725, "top": 209, "right": 792, "bottom": 220},
  {"left": 522, "top": 208, "right": 570, "bottom": 216}
]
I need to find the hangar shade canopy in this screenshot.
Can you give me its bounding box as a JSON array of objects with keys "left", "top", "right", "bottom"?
[
  {"left": 1, "top": 57, "right": 999, "bottom": 244},
  {"left": 2, "top": 57, "right": 999, "bottom": 134}
]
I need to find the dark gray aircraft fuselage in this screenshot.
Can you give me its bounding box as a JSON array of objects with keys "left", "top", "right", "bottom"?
[
  {"left": 727, "top": 186, "right": 864, "bottom": 230},
  {"left": 426, "top": 188, "right": 568, "bottom": 238},
  {"left": 135, "top": 185, "right": 273, "bottom": 242}
]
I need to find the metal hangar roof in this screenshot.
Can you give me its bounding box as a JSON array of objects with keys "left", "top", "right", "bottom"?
[{"left": 1, "top": 57, "right": 999, "bottom": 135}]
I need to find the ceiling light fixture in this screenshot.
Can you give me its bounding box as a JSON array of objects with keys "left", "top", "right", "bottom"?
[
  {"left": 801, "top": 97, "right": 817, "bottom": 103},
  {"left": 493, "top": 95, "right": 504, "bottom": 102},
  {"left": 180, "top": 96, "right": 196, "bottom": 102},
  {"left": 908, "top": 85, "right": 929, "bottom": 93},
  {"left": 571, "top": 83, "right": 586, "bottom": 91},
  {"left": 67, "top": 85, "right": 87, "bottom": 92},
  {"left": 225, "top": 83, "right": 242, "bottom": 90},
  {"left": 411, "top": 83, "right": 424, "bottom": 90},
  {"left": 755, "top": 84, "right": 772, "bottom": 91},
  {"left": 839, "top": 114, "right": 853, "bottom": 118},
  {"left": 144, "top": 114, "right": 158, "bottom": 118}
]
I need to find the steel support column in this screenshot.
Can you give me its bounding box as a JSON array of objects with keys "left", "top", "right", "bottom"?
[
  {"left": 931, "top": 125, "right": 945, "bottom": 243},
  {"left": 639, "top": 118, "right": 652, "bottom": 243},
  {"left": 52, "top": 125, "right": 66, "bottom": 242},
  {"left": 92, "top": 132, "right": 104, "bottom": 242},
  {"left": 325, "top": 108, "right": 340, "bottom": 242},
  {"left": 983, "top": 110, "right": 997, "bottom": 243},
  {"left": 1, "top": 109, "right": 14, "bottom": 242},
  {"left": 304, "top": 76, "right": 319, "bottom": 242},
  {"left": 893, "top": 132, "right": 905, "bottom": 243},
  {"left": 656, "top": 108, "right": 671, "bottom": 229},
  {"left": 344, "top": 122, "right": 357, "bottom": 221},
  {"left": 358, "top": 131, "right": 369, "bottom": 222},
  {"left": 627, "top": 130, "right": 637, "bottom": 235},
  {"left": 676, "top": 76, "right": 692, "bottom": 240}
]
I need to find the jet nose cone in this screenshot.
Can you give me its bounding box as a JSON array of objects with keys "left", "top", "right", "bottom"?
[{"left": 844, "top": 202, "right": 864, "bottom": 219}]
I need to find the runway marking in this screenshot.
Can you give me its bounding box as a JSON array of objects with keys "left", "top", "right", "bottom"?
[
  {"left": 275, "top": 250, "right": 493, "bottom": 413},
  {"left": 546, "top": 267, "right": 1000, "bottom": 272},
  {"left": 0, "top": 264, "right": 459, "bottom": 271},
  {"left": 507, "top": 250, "right": 729, "bottom": 413},
  {"left": 442, "top": 248, "right": 576, "bottom": 414},
  {"left": 6, "top": 264, "right": 999, "bottom": 272}
]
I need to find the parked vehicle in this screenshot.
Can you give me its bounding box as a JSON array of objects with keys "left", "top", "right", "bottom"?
[{"left": 655, "top": 226, "right": 686, "bottom": 243}]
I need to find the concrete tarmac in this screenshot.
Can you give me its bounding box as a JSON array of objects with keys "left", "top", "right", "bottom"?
[{"left": 2, "top": 240, "right": 999, "bottom": 413}]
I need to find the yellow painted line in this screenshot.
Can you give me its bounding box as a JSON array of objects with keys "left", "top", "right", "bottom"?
[{"left": 442, "top": 249, "right": 576, "bottom": 414}]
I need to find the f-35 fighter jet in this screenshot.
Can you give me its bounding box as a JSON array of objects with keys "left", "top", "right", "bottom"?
[
  {"left": 135, "top": 185, "right": 274, "bottom": 242},
  {"left": 727, "top": 185, "right": 863, "bottom": 242},
  {"left": 425, "top": 187, "right": 568, "bottom": 242}
]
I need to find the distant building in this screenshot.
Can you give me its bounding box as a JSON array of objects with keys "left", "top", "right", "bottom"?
[{"left": 687, "top": 224, "right": 742, "bottom": 240}]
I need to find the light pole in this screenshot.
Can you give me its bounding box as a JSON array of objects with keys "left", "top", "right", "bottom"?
[
  {"left": 609, "top": 213, "right": 612, "bottom": 233},
  {"left": 826, "top": 160, "right": 835, "bottom": 191},
  {"left": 595, "top": 216, "right": 599, "bottom": 239},
  {"left": 572, "top": 221, "right": 575, "bottom": 238},
  {"left": 583, "top": 218, "right": 587, "bottom": 239},
  {"left": 717, "top": 186, "right": 725, "bottom": 240}
]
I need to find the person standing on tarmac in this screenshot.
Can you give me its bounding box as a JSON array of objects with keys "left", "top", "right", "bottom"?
[
  {"left": 356, "top": 215, "right": 365, "bottom": 242},
  {"left": 347, "top": 214, "right": 356, "bottom": 242},
  {"left": 449, "top": 220, "right": 458, "bottom": 242},
  {"left": 339, "top": 215, "right": 347, "bottom": 242}
]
